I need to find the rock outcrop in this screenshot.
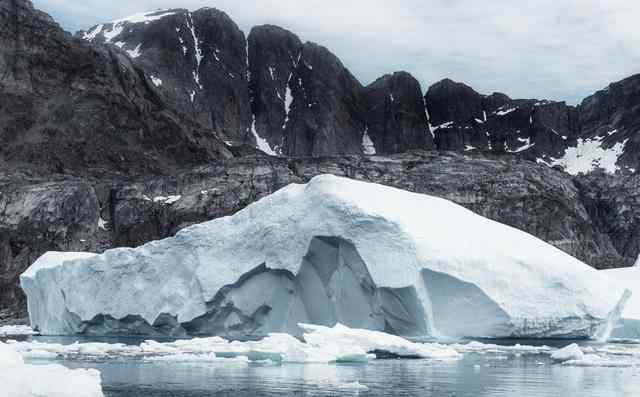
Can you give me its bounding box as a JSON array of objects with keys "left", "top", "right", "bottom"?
[
  {"left": 247, "top": 25, "right": 303, "bottom": 155},
  {"left": 79, "top": 8, "right": 252, "bottom": 145},
  {"left": 363, "top": 72, "right": 435, "bottom": 154}
]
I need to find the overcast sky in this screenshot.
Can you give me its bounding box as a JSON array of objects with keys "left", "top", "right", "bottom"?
[{"left": 34, "top": 0, "right": 640, "bottom": 104}]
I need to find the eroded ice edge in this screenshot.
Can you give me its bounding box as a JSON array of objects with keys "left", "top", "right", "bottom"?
[{"left": 20, "top": 175, "right": 630, "bottom": 342}]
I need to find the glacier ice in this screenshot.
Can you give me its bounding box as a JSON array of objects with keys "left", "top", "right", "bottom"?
[
  {"left": 0, "top": 341, "right": 104, "bottom": 397},
  {"left": 21, "top": 174, "right": 629, "bottom": 339},
  {"left": 603, "top": 266, "right": 640, "bottom": 339}
]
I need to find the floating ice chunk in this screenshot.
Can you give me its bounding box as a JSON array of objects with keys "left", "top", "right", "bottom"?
[
  {"left": 300, "top": 323, "right": 460, "bottom": 359},
  {"left": 450, "top": 341, "right": 552, "bottom": 355},
  {"left": 0, "top": 325, "right": 38, "bottom": 336},
  {"left": 551, "top": 343, "right": 583, "bottom": 362},
  {"left": 0, "top": 342, "right": 104, "bottom": 397},
  {"left": 561, "top": 354, "right": 631, "bottom": 367}
]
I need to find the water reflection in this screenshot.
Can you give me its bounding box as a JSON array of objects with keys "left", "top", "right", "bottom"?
[{"left": 53, "top": 353, "right": 640, "bottom": 397}]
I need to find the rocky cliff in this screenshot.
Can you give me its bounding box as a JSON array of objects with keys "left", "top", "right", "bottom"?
[{"left": 0, "top": 1, "right": 232, "bottom": 176}]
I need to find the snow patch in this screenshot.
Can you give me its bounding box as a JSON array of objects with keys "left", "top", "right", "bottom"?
[
  {"left": 550, "top": 136, "right": 628, "bottom": 175},
  {"left": 251, "top": 115, "right": 278, "bottom": 156},
  {"left": 126, "top": 44, "right": 142, "bottom": 58},
  {"left": 82, "top": 24, "right": 104, "bottom": 41},
  {"left": 495, "top": 107, "right": 517, "bottom": 116},
  {"left": 150, "top": 75, "right": 163, "bottom": 87},
  {"left": 153, "top": 195, "right": 181, "bottom": 205},
  {"left": 362, "top": 126, "right": 376, "bottom": 155},
  {"left": 433, "top": 121, "right": 454, "bottom": 131}
]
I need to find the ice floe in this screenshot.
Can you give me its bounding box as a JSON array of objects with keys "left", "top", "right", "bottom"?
[{"left": 0, "top": 341, "right": 104, "bottom": 397}]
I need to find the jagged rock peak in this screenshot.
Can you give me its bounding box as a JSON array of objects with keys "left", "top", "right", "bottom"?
[
  {"left": 363, "top": 71, "right": 435, "bottom": 154},
  {"left": 247, "top": 24, "right": 303, "bottom": 155}
]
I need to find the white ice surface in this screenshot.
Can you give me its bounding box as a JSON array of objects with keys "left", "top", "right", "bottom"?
[
  {"left": 0, "top": 342, "right": 104, "bottom": 397},
  {"left": 361, "top": 126, "right": 376, "bottom": 155},
  {"left": 550, "top": 343, "right": 584, "bottom": 362},
  {"left": 0, "top": 325, "right": 38, "bottom": 336},
  {"left": 21, "top": 175, "right": 628, "bottom": 339},
  {"left": 551, "top": 136, "right": 628, "bottom": 175}
]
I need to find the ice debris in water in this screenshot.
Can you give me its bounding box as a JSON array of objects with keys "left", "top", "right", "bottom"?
[
  {"left": 0, "top": 325, "right": 38, "bottom": 336},
  {"left": 5, "top": 323, "right": 459, "bottom": 364},
  {"left": 0, "top": 341, "right": 104, "bottom": 397}
]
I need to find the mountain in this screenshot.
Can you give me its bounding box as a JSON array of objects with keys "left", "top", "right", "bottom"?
[
  {"left": 3, "top": 0, "right": 640, "bottom": 321},
  {"left": 0, "top": 1, "right": 232, "bottom": 176},
  {"left": 77, "top": 7, "right": 640, "bottom": 175}
]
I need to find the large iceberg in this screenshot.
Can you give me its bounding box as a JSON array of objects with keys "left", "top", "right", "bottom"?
[{"left": 21, "top": 175, "right": 629, "bottom": 339}]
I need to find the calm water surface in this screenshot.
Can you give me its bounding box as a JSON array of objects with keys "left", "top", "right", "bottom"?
[{"left": 12, "top": 336, "right": 640, "bottom": 397}]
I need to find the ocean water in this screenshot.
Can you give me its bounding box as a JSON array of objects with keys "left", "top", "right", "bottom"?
[{"left": 10, "top": 336, "right": 640, "bottom": 397}]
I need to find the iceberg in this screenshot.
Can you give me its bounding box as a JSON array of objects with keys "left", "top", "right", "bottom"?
[
  {"left": 603, "top": 266, "right": 640, "bottom": 339},
  {"left": 21, "top": 175, "right": 629, "bottom": 339},
  {"left": 0, "top": 342, "right": 104, "bottom": 397}
]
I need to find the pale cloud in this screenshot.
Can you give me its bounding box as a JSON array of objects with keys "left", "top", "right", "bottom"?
[{"left": 33, "top": 0, "right": 640, "bottom": 104}]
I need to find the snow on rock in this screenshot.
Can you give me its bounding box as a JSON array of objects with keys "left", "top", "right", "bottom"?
[
  {"left": 300, "top": 323, "right": 459, "bottom": 359},
  {"left": 361, "top": 126, "right": 376, "bottom": 155},
  {"left": 550, "top": 343, "right": 584, "bottom": 362},
  {"left": 251, "top": 115, "right": 278, "bottom": 156},
  {"left": 0, "top": 342, "right": 104, "bottom": 397},
  {"left": 495, "top": 107, "right": 517, "bottom": 116},
  {"left": 150, "top": 75, "right": 162, "bottom": 87},
  {"left": 21, "top": 175, "right": 629, "bottom": 339},
  {"left": 551, "top": 136, "right": 628, "bottom": 175}
]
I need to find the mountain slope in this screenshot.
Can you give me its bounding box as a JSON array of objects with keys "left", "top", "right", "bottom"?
[{"left": 0, "top": 1, "right": 232, "bottom": 176}]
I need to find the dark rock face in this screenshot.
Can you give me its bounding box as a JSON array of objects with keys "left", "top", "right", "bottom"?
[
  {"left": 0, "top": 177, "right": 103, "bottom": 316},
  {"left": 0, "top": 0, "right": 232, "bottom": 175},
  {"left": 576, "top": 75, "right": 640, "bottom": 173},
  {"left": 363, "top": 72, "right": 435, "bottom": 154},
  {"left": 281, "top": 42, "right": 367, "bottom": 156},
  {"left": 248, "top": 25, "right": 303, "bottom": 154},
  {"left": 574, "top": 172, "right": 640, "bottom": 267},
  {"left": 79, "top": 8, "right": 252, "bottom": 144},
  {"left": 424, "top": 79, "right": 576, "bottom": 161}
]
